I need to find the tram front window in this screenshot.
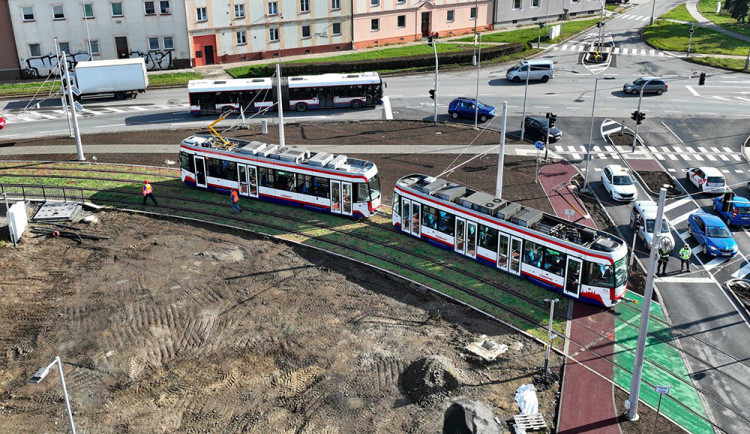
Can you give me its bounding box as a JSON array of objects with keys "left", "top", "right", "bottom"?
[
  {"left": 614, "top": 257, "right": 627, "bottom": 287},
  {"left": 367, "top": 175, "right": 381, "bottom": 201}
]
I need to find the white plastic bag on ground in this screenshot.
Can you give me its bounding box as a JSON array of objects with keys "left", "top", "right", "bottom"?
[{"left": 514, "top": 384, "right": 538, "bottom": 415}]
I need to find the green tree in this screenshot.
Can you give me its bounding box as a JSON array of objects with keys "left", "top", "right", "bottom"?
[{"left": 728, "top": 0, "right": 749, "bottom": 22}]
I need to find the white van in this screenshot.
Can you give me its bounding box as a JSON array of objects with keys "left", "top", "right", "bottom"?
[
  {"left": 506, "top": 60, "right": 554, "bottom": 83},
  {"left": 630, "top": 201, "right": 675, "bottom": 251}
]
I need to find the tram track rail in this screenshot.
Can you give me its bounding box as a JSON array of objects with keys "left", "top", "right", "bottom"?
[{"left": 1, "top": 162, "right": 745, "bottom": 429}]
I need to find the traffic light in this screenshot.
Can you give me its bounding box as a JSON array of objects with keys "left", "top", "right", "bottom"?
[
  {"left": 548, "top": 113, "right": 557, "bottom": 128},
  {"left": 699, "top": 72, "right": 706, "bottom": 85},
  {"left": 427, "top": 36, "right": 433, "bottom": 46},
  {"left": 429, "top": 89, "right": 435, "bottom": 100},
  {"left": 637, "top": 111, "right": 646, "bottom": 125},
  {"left": 631, "top": 111, "right": 639, "bottom": 121}
]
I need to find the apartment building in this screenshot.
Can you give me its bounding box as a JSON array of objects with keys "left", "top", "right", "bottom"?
[
  {"left": 0, "top": 1, "right": 21, "bottom": 80},
  {"left": 185, "top": 0, "right": 353, "bottom": 66},
  {"left": 494, "top": 0, "right": 602, "bottom": 28},
  {"left": 8, "top": 0, "right": 190, "bottom": 78}
]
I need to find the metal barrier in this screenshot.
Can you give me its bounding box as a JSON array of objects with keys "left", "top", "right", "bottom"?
[{"left": 1, "top": 184, "right": 85, "bottom": 203}]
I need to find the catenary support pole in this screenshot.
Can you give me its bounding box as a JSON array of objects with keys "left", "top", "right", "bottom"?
[
  {"left": 520, "top": 63, "right": 531, "bottom": 141},
  {"left": 55, "top": 356, "right": 77, "bottom": 434},
  {"left": 626, "top": 187, "right": 667, "bottom": 421},
  {"left": 496, "top": 101, "right": 508, "bottom": 199},
  {"left": 276, "top": 63, "right": 285, "bottom": 147},
  {"left": 583, "top": 77, "right": 599, "bottom": 192},
  {"left": 474, "top": 33, "right": 482, "bottom": 129},
  {"left": 61, "top": 52, "right": 84, "bottom": 161}
]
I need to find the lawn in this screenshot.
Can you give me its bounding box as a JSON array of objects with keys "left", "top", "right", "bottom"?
[
  {"left": 456, "top": 18, "right": 602, "bottom": 45},
  {"left": 644, "top": 20, "right": 750, "bottom": 55},
  {"left": 660, "top": 4, "right": 698, "bottom": 23},
  {"left": 698, "top": 0, "right": 750, "bottom": 38},
  {"left": 689, "top": 56, "right": 750, "bottom": 72}
]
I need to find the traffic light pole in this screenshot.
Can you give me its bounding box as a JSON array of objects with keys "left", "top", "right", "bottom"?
[
  {"left": 631, "top": 82, "right": 647, "bottom": 152},
  {"left": 431, "top": 38, "right": 438, "bottom": 126},
  {"left": 520, "top": 63, "right": 531, "bottom": 141},
  {"left": 474, "top": 33, "right": 482, "bottom": 130}
]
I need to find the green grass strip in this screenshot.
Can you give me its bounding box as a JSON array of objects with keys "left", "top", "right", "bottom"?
[
  {"left": 644, "top": 20, "right": 750, "bottom": 55},
  {"left": 661, "top": 4, "right": 699, "bottom": 23}
]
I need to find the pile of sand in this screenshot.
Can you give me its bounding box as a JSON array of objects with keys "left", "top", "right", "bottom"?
[{"left": 401, "top": 355, "right": 465, "bottom": 406}]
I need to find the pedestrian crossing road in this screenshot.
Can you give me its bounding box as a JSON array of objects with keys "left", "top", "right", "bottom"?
[
  {"left": 1, "top": 103, "right": 190, "bottom": 123},
  {"left": 554, "top": 144, "right": 745, "bottom": 164}
]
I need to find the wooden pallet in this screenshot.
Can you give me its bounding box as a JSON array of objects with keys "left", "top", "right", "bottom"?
[{"left": 513, "top": 413, "right": 547, "bottom": 431}]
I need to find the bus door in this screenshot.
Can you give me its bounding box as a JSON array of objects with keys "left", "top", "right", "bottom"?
[
  {"left": 564, "top": 257, "right": 582, "bottom": 298},
  {"left": 341, "top": 182, "right": 353, "bottom": 216},
  {"left": 497, "top": 233, "right": 510, "bottom": 271},
  {"left": 401, "top": 198, "right": 411, "bottom": 233},
  {"left": 320, "top": 87, "right": 334, "bottom": 108},
  {"left": 466, "top": 222, "right": 477, "bottom": 259},
  {"left": 194, "top": 156, "right": 207, "bottom": 188},
  {"left": 509, "top": 236, "right": 522, "bottom": 276},
  {"left": 330, "top": 180, "right": 342, "bottom": 214},
  {"left": 455, "top": 218, "right": 466, "bottom": 254},
  {"left": 237, "top": 164, "right": 258, "bottom": 198}
]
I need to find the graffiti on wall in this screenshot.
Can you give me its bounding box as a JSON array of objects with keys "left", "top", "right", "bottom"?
[{"left": 20, "top": 49, "right": 175, "bottom": 78}]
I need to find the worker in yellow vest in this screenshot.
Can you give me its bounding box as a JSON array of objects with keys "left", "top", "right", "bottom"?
[{"left": 679, "top": 244, "right": 692, "bottom": 272}]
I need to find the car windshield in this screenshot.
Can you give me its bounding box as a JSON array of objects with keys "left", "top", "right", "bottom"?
[
  {"left": 707, "top": 176, "right": 724, "bottom": 184},
  {"left": 613, "top": 175, "right": 633, "bottom": 185},
  {"left": 633, "top": 78, "right": 646, "bottom": 85},
  {"left": 645, "top": 219, "right": 669, "bottom": 233},
  {"left": 706, "top": 226, "right": 732, "bottom": 238},
  {"left": 476, "top": 102, "right": 486, "bottom": 109}
]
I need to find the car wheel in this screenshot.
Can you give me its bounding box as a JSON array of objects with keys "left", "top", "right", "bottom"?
[
  {"left": 541, "top": 75, "right": 550, "bottom": 83},
  {"left": 512, "top": 76, "right": 521, "bottom": 83},
  {"left": 295, "top": 102, "right": 307, "bottom": 112},
  {"left": 656, "top": 89, "right": 663, "bottom": 95},
  {"left": 727, "top": 217, "right": 733, "bottom": 227},
  {"left": 451, "top": 112, "right": 459, "bottom": 119},
  {"left": 480, "top": 114, "right": 488, "bottom": 123},
  {"left": 631, "top": 89, "right": 639, "bottom": 95}
]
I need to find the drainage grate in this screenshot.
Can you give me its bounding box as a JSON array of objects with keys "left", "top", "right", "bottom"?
[{"left": 513, "top": 413, "right": 547, "bottom": 431}]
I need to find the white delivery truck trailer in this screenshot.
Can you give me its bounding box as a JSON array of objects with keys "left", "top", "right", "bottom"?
[{"left": 67, "top": 58, "right": 149, "bottom": 100}]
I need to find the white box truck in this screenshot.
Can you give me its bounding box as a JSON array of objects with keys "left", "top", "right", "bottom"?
[{"left": 65, "top": 58, "right": 149, "bottom": 100}]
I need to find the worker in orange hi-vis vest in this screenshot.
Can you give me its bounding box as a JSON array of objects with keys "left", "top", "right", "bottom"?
[
  {"left": 230, "top": 189, "right": 241, "bottom": 214},
  {"left": 143, "top": 180, "right": 157, "bottom": 205}
]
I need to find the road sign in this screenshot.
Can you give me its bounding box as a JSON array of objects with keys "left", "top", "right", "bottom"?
[
  {"left": 565, "top": 209, "right": 574, "bottom": 217},
  {"left": 655, "top": 386, "right": 670, "bottom": 394},
  {"left": 535, "top": 141, "right": 544, "bottom": 150},
  {"left": 689, "top": 27, "right": 694, "bottom": 35}
]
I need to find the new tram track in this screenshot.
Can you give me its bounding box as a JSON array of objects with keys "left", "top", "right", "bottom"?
[{"left": 2, "top": 164, "right": 746, "bottom": 428}]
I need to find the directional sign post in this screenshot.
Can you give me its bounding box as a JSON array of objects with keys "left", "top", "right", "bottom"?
[
  {"left": 653, "top": 386, "right": 670, "bottom": 433},
  {"left": 535, "top": 141, "right": 544, "bottom": 184},
  {"left": 687, "top": 26, "right": 695, "bottom": 58}
]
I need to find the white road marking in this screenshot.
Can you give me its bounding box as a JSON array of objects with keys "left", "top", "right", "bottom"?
[
  {"left": 664, "top": 197, "right": 692, "bottom": 212},
  {"left": 685, "top": 85, "right": 699, "bottom": 96},
  {"left": 656, "top": 276, "right": 714, "bottom": 283},
  {"left": 671, "top": 210, "right": 694, "bottom": 226},
  {"left": 732, "top": 261, "right": 750, "bottom": 278}
]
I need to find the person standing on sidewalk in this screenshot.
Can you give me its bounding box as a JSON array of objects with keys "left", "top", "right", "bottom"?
[
  {"left": 143, "top": 180, "right": 157, "bottom": 205},
  {"left": 230, "top": 189, "right": 241, "bottom": 214},
  {"left": 679, "top": 244, "right": 692, "bottom": 272},
  {"left": 657, "top": 243, "right": 671, "bottom": 275}
]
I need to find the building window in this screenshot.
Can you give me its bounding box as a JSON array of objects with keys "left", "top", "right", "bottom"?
[
  {"left": 300, "top": 0, "right": 310, "bottom": 12},
  {"left": 532, "top": 0, "right": 540, "bottom": 7},
  {"left": 371, "top": 0, "right": 380, "bottom": 6},
  {"left": 302, "top": 25, "right": 311, "bottom": 38},
  {"left": 471, "top": 6, "right": 477, "bottom": 19},
  {"left": 111, "top": 2, "right": 123, "bottom": 16},
  {"left": 53, "top": 5, "right": 65, "bottom": 20},
  {"left": 83, "top": 3, "right": 94, "bottom": 18},
  {"left": 512, "top": 0, "right": 521, "bottom": 9},
  {"left": 197, "top": 7, "right": 207, "bottom": 21},
  {"left": 87, "top": 39, "right": 100, "bottom": 54},
  {"left": 148, "top": 37, "right": 160, "bottom": 50},
  {"left": 163, "top": 36, "right": 174, "bottom": 50},
  {"left": 22, "top": 6, "right": 35, "bottom": 21},
  {"left": 29, "top": 43, "right": 41, "bottom": 57},
  {"left": 331, "top": 0, "right": 340, "bottom": 9},
  {"left": 332, "top": 22, "right": 341, "bottom": 35},
  {"left": 270, "top": 27, "right": 279, "bottom": 41},
  {"left": 234, "top": 4, "right": 245, "bottom": 18},
  {"left": 59, "top": 42, "right": 70, "bottom": 54},
  {"left": 268, "top": 2, "right": 278, "bottom": 15},
  {"left": 371, "top": 18, "right": 379, "bottom": 31},
  {"left": 397, "top": 15, "right": 405, "bottom": 28},
  {"left": 144, "top": 1, "right": 156, "bottom": 15},
  {"left": 397, "top": 0, "right": 405, "bottom": 3},
  {"left": 447, "top": 10, "right": 454, "bottom": 22},
  {"left": 236, "top": 31, "right": 247, "bottom": 44},
  {"left": 160, "top": 1, "right": 170, "bottom": 14}
]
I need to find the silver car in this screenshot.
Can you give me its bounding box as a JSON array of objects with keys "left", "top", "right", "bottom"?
[{"left": 623, "top": 77, "right": 668, "bottom": 95}]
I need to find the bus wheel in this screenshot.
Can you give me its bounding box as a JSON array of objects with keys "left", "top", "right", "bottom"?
[
  {"left": 351, "top": 100, "right": 363, "bottom": 109},
  {"left": 115, "top": 91, "right": 126, "bottom": 99},
  {"left": 296, "top": 102, "right": 307, "bottom": 112}
]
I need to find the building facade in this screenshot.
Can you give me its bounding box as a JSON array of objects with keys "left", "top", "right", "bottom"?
[
  {"left": 0, "top": 0, "right": 21, "bottom": 80},
  {"left": 494, "top": 0, "right": 601, "bottom": 28},
  {"left": 184, "top": 0, "right": 353, "bottom": 66},
  {"left": 8, "top": 0, "right": 190, "bottom": 78},
  {"left": 352, "top": 0, "right": 494, "bottom": 49}
]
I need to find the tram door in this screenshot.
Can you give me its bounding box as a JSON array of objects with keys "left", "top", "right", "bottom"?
[
  {"left": 455, "top": 218, "right": 466, "bottom": 254},
  {"left": 341, "top": 182, "right": 353, "bottom": 216},
  {"left": 509, "top": 236, "right": 522, "bottom": 275},
  {"left": 564, "top": 257, "right": 582, "bottom": 298},
  {"left": 237, "top": 164, "right": 258, "bottom": 198},
  {"left": 401, "top": 198, "right": 411, "bottom": 233},
  {"left": 194, "top": 156, "right": 207, "bottom": 188},
  {"left": 466, "top": 222, "right": 477, "bottom": 259},
  {"left": 497, "top": 233, "right": 510, "bottom": 271},
  {"left": 330, "top": 181, "right": 342, "bottom": 214}
]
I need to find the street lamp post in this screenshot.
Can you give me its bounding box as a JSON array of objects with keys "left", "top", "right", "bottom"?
[
  {"left": 650, "top": 0, "right": 657, "bottom": 25},
  {"left": 474, "top": 32, "right": 482, "bottom": 129},
  {"left": 745, "top": 46, "right": 750, "bottom": 70},
  {"left": 583, "top": 77, "right": 600, "bottom": 192},
  {"left": 29, "top": 356, "right": 76, "bottom": 433},
  {"left": 429, "top": 37, "right": 438, "bottom": 126},
  {"left": 472, "top": 0, "right": 479, "bottom": 65},
  {"left": 596, "top": 0, "right": 605, "bottom": 51},
  {"left": 520, "top": 61, "right": 531, "bottom": 141}
]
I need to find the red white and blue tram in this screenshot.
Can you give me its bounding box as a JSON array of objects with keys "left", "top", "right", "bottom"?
[
  {"left": 393, "top": 174, "right": 628, "bottom": 307},
  {"left": 179, "top": 135, "right": 382, "bottom": 218}
]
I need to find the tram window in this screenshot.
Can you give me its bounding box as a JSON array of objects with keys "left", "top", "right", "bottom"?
[
  {"left": 543, "top": 248, "right": 565, "bottom": 276},
  {"left": 296, "top": 173, "right": 312, "bottom": 194},
  {"left": 207, "top": 158, "right": 237, "bottom": 181},
  {"left": 583, "top": 261, "right": 613, "bottom": 287},
  {"left": 523, "top": 240, "right": 544, "bottom": 268},
  {"left": 179, "top": 151, "right": 192, "bottom": 171},
  {"left": 438, "top": 211, "right": 455, "bottom": 236},
  {"left": 367, "top": 175, "right": 381, "bottom": 201},
  {"left": 422, "top": 206, "right": 438, "bottom": 230},
  {"left": 313, "top": 177, "right": 329, "bottom": 198},
  {"left": 356, "top": 183, "right": 368, "bottom": 202},
  {"left": 259, "top": 167, "right": 273, "bottom": 187},
  {"left": 275, "top": 170, "right": 294, "bottom": 191},
  {"left": 478, "top": 225, "right": 497, "bottom": 249},
  {"left": 393, "top": 192, "right": 400, "bottom": 216}
]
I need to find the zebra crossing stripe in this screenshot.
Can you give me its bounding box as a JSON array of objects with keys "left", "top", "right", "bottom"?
[
  {"left": 731, "top": 154, "right": 742, "bottom": 161},
  {"left": 649, "top": 50, "right": 655, "bottom": 56},
  {"left": 706, "top": 154, "right": 716, "bottom": 161},
  {"left": 668, "top": 154, "right": 677, "bottom": 160},
  {"left": 723, "top": 147, "right": 733, "bottom": 153},
  {"left": 572, "top": 153, "right": 581, "bottom": 160},
  {"left": 694, "top": 154, "right": 703, "bottom": 161},
  {"left": 655, "top": 154, "right": 665, "bottom": 160},
  {"left": 710, "top": 147, "right": 720, "bottom": 153},
  {"left": 613, "top": 48, "right": 620, "bottom": 54},
  {"left": 34, "top": 113, "right": 58, "bottom": 119},
  {"left": 737, "top": 96, "right": 750, "bottom": 102},
  {"left": 592, "top": 146, "right": 602, "bottom": 152},
  {"left": 719, "top": 154, "right": 729, "bottom": 161},
  {"left": 698, "top": 147, "right": 708, "bottom": 153}
]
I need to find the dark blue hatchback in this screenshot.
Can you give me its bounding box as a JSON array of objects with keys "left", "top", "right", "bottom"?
[{"left": 448, "top": 98, "right": 496, "bottom": 123}]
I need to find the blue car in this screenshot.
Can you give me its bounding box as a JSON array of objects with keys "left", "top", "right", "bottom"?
[
  {"left": 687, "top": 212, "right": 738, "bottom": 257},
  {"left": 713, "top": 194, "right": 750, "bottom": 227},
  {"left": 448, "top": 98, "right": 496, "bottom": 123}
]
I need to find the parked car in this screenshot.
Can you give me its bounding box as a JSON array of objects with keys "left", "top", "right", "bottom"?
[
  {"left": 448, "top": 98, "right": 496, "bottom": 123},
  {"left": 687, "top": 212, "right": 738, "bottom": 257},
  {"left": 630, "top": 201, "right": 675, "bottom": 250},
  {"left": 601, "top": 165, "right": 637, "bottom": 202},
  {"left": 623, "top": 77, "right": 668, "bottom": 95},
  {"left": 713, "top": 193, "right": 750, "bottom": 226},
  {"left": 523, "top": 116, "right": 562, "bottom": 143},
  {"left": 686, "top": 167, "right": 726, "bottom": 194},
  {"left": 0, "top": 116, "right": 6, "bottom": 130}
]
